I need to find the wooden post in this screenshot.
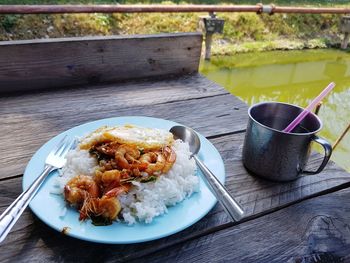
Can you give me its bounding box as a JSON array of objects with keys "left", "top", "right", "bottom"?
[
  {"left": 341, "top": 33, "right": 350, "bottom": 49},
  {"left": 198, "top": 12, "right": 225, "bottom": 61},
  {"left": 204, "top": 33, "right": 213, "bottom": 60},
  {"left": 340, "top": 16, "right": 350, "bottom": 49}
]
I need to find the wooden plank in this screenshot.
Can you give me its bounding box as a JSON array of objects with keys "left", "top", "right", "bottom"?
[
  {"left": 0, "top": 33, "right": 202, "bottom": 93},
  {"left": 0, "top": 76, "right": 247, "bottom": 179},
  {"left": 0, "top": 177, "right": 221, "bottom": 263},
  {"left": 0, "top": 133, "right": 349, "bottom": 262},
  {"left": 212, "top": 134, "right": 350, "bottom": 218},
  {"left": 134, "top": 188, "right": 350, "bottom": 263},
  {"left": 0, "top": 74, "right": 229, "bottom": 114}
]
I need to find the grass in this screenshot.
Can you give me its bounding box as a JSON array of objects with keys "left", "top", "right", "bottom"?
[
  {"left": 211, "top": 39, "right": 329, "bottom": 56},
  {"left": 0, "top": 1, "right": 347, "bottom": 55}
]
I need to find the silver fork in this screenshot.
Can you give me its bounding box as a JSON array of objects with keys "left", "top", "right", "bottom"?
[{"left": 0, "top": 135, "right": 75, "bottom": 243}]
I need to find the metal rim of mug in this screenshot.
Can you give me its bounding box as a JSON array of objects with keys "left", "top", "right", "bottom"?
[{"left": 247, "top": 101, "right": 323, "bottom": 136}]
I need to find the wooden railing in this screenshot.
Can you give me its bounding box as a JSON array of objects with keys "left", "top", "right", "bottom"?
[
  {"left": 0, "top": 4, "right": 349, "bottom": 15},
  {"left": 0, "top": 33, "right": 202, "bottom": 93}
]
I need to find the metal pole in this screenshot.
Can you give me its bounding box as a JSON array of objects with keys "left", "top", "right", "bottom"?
[
  {"left": 0, "top": 4, "right": 350, "bottom": 15},
  {"left": 0, "top": 5, "right": 262, "bottom": 14}
]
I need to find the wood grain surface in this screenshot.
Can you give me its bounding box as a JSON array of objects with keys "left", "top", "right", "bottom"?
[
  {"left": 0, "top": 74, "right": 247, "bottom": 179},
  {"left": 0, "top": 33, "right": 202, "bottom": 93},
  {"left": 134, "top": 188, "right": 350, "bottom": 263},
  {"left": 1, "top": 35, "right": 350, "bottom": 263},
  {"left": 0, "top": 133, "right": 349, "bottom": 262}
]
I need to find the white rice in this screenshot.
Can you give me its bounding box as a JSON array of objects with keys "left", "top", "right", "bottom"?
[{"left": 55, "top": 139, "right": 199, "bottom": 224}]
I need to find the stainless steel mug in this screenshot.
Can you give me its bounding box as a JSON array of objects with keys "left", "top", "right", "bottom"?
[{"left": 242, "top": 102, "right": 332, "bottom": 182}]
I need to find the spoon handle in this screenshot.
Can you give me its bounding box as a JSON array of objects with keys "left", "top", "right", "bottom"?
[{"left": 193, "top": 155, "right": 244, "bottom": 221}]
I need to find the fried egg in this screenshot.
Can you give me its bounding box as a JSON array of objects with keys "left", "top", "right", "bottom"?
[{"left": 79, "top": 124, "right": 174, "bottom": 150}]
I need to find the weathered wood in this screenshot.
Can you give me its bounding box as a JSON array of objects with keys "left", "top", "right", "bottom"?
[
  {"left": 210, "top": 134, "right": 350, "bottom": 219},
  {"left": 0, "top": 133, "right": 349, "bottom": 262},
  {"left": 135, "top": 188, "right": 350, "bottom": 263},
  {"left": 341, "top": 32, "right": 350, "bottom": 49},
  {"left": 0, "top": 74, "right": 229, "bottom": 112},
  {"left": 0, "top": 177, "right": 225, "bottom": 263},
  {"left": 204, "top": 33, "right": 213, "bottom": 60},
  {"left": 341, "top": 16, "right": 350, "bottom": 49},
  {"left": 0, "top": 33, "right": 202, "bottom": 93},
  {"left": 1, "top": 42, "right": 350, "bottom": 262},
  {"left": 0, "top": 74, "right": 249, "bottom": 179}
]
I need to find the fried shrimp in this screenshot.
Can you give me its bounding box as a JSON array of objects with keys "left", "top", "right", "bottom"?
[
  {"left": 104, "top": 184, "right": 131, "bottom": 198},
  {"left": 115, "top": 145, "right": 141, "bottom": 169},
  {"left": 64, "top": 175, "right": 99, "bottom": 206},
  {"left": 162, "top": 146, "right": 176, "bottom": 173},
  {"left": 94, "top": 141, "right": 120, "bottom": 157},
  {"left": 77, "top": 186, "right": 129, "bottom": 221},
  {"left": 80, "top": 185, "right": 129, "bottom": 221},
  {"left": 138, "top": 146, "right": 176, "bottom": 175},
  {"left": 95, "top": 169, "right": 121, "bottom": 189},
  {"left": 139, "top": 152, "right": 166, "bottom": 175},
  {"left": 88, "top": 197, "right": 121, "bottom": 221},
  {"left": 95, "top": 169, "right": 134, "bottom": 193}
]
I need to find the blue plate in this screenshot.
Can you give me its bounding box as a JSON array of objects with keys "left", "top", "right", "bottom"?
[{"left": 22, "top": 116, "right": 225, "bottom": 244}]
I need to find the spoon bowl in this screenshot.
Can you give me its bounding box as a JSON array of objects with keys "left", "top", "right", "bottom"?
[{"left": 170, "top": 126, "right": 201, "bottom": 156}]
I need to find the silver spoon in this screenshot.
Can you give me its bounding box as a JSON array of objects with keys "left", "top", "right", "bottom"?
[{"left": 170, "top": 126, "right": 244, "bottom": 222}]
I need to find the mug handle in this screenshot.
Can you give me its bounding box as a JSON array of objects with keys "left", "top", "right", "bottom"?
[{"left": 303, "top": 135, "right": 333, "bottom": 175}]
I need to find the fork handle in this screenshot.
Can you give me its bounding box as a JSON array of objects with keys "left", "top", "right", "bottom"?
[{"left": 0, "top": 165, "right": 53, "bottom": 243}]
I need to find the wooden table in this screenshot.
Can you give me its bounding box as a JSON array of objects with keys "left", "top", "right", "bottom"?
[{"left": 1, "top": 33, "right": 350, "bottom": 263}]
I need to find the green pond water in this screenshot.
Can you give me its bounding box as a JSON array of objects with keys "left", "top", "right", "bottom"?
[{"left": 200, "top": 49, "right": 350, "bottom": 171}]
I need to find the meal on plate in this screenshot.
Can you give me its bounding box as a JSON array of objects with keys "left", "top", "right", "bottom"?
[{"left": 55, "top": 125, "right": 199, "bottom": 225}]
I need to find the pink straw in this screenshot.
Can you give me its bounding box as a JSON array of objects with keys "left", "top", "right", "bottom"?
[{"left": 283, "top": 82, "right": 336, "bottom": 133}]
